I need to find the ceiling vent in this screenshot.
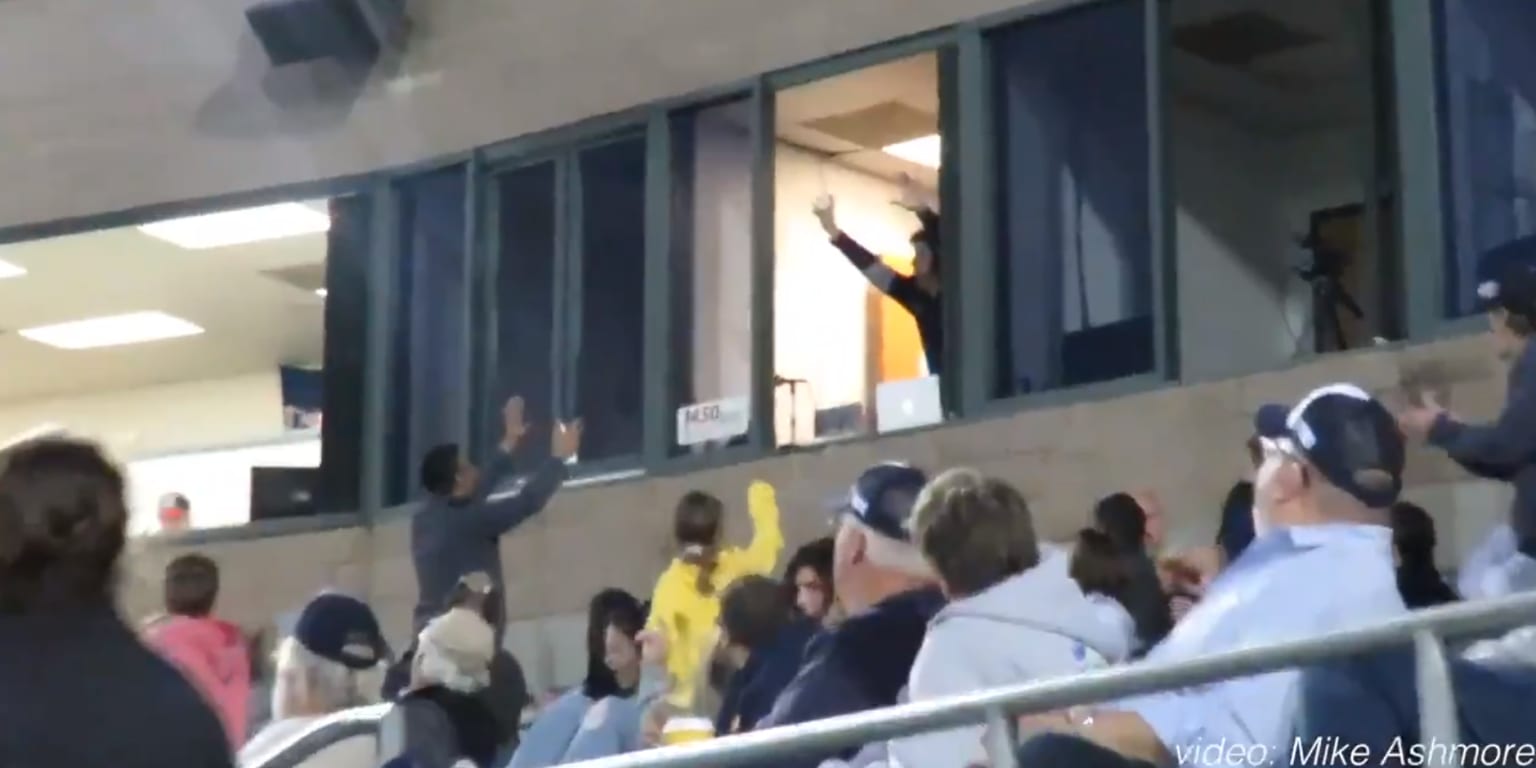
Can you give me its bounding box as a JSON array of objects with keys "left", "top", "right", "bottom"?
[
  {"left": 263, "top": 263, "right": 327, "bottom": 295},
  {"left": 1173, "top": 11, "right": 1321, "bottom": 69},
  {"left": 800, "top": 100, "right": 935, "bottom": 150}
]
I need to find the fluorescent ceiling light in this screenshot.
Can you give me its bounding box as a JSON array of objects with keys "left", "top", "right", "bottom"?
[
  {"left": 19, "top": 311, "right": 204, "bottom": 350},
  {"left": 0, "top": 259, "right": 25, "bottom": 279},
  {"left": 137, "top": 202, "right": 330, "bottom": 250},
  {"left": 314, "top": 288, "right": 328, "bottom": 298},
  {"left": 882, "top": 134, "right": 942, "bottom": 169}
]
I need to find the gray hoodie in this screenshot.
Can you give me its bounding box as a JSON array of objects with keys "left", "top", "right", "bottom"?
[{"left": 889, "top": 550, "right": 1131, "bottom": 768}]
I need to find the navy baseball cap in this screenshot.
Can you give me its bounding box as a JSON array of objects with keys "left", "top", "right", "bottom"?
[
  {"left": 293, "top": 592, "right": 390, "bottom": 670},
  {"left": 1253, "top": 383, "right": 1405, "bottom": 509},
  {"left": 834, "top": 462, "right": 928, "bottom": 541},
  {"left": 1476, "top": 235, "right": 1536, "bottom": 314}
]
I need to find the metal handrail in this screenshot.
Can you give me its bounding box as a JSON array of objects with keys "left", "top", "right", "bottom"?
[
  {"left": 248, "top": 703, "right": 391, "bottom": 768},
  {"left": 560, "top": 592, "right": 1536, "bottom": 768}
]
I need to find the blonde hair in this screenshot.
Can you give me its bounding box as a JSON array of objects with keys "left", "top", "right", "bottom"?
[{"left": 271, "top": 636, "right": 382, "bottom": 719}]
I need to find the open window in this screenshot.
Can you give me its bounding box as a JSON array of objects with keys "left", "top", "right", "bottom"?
[
  {"left": 0, "top": 196, "right": 363, "bottom": 534},
  {"left": 1167, "top": 0, "right": 1399, "bottom": 379},
  {"left": 773, "top": 52, "right": 946, "bottom": 445}
]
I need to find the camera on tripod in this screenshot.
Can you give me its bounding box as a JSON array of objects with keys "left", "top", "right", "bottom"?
[{"left": 1293, "top": 232, "right": 1363, "bottom": 352}]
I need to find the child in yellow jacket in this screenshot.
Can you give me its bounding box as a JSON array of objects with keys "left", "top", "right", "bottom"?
[{"left": 647, "top": 480, "right": 783, "bottom": 710}]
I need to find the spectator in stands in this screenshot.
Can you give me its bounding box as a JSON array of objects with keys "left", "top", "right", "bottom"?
[
  {"left": 1399, "top": 241, "right": 1536, "bottom": 596},
  {"left": 755, "top": 463, "right": 944, "bottom": 766},
  {"left": 385, "top": 573, "right": 529, "bottom": 762},
  {"left": 0, "top": 438, "right": 234, "bottom": 768},
  {"left": 783, "top": 536, "right": 837, "bottom": 626},
  {"left": 380, "top": 607, "right": 501, "bottom": 768},
  {"left": 1070, "top": 528, "right": 1140, "bottom": 658},
  {"left": 647, "top": 481, "right": 783, "bottom": 710},
  {"left": 511, "top": 589, "right": 653, "bottom": 768},
  {"left": 145, "top": 553, "right": 252, "bottom": 747},
  {"left": 412, "top": 396, "right": 583, "bottom": 639},
  {"left": 892, "top": 470, "right": 1131, "bottom": 768},
  {"left": 1092, "top": 492, "right": 1173, "bottom": 648},
  {"left": 1161, "top": 440, "right": 1262, "bottom": 623},
  {"left": 1389, "top": 501, "right": 1458, "bottom": 609},
  {"left": 813, "top": 173, "right": 944, "bottom": 375},
  {"left": 159, "top": 491, "right": 193, "bottom": 533},
  {"left": 239, "top": 593, "right": 389, "bottom": 768},
  {"left": 713, "top": 576, "right": 817, "bottom": 736},
  {"left": 1014, "top": 383, "right": 1408, "bottom": 768}
]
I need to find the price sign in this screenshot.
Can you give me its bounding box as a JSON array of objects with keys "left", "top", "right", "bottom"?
[{"left": 676, "top": 396, "right": 750, "bottom": 446}]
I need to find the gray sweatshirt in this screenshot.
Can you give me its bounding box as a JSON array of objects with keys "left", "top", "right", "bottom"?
[
  {"left": 889, "top": 549, "right": 1132, "bottom": 768},
  {"left": 410, "top": 451, "right": 569, "bottom": 636}
]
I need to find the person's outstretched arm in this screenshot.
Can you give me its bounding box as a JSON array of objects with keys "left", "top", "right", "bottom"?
[
  {"left": 1427, "top": 353, "right": 1536, "bottom": 468},
  {"left": 470, "top": 419, "right": 582, "bottom": 538},
  {"left": 721, "top": 480, "right": 785, "bottom": 577},
  {"left": 814, "top": 195, "right": 923, "bottom": 309}
]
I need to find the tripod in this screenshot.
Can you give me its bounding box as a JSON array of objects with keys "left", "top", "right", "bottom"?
[{"left": 1298, "top": 265, "right": 1363, "bottom": 353}]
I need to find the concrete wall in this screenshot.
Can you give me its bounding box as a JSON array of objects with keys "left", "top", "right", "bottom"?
[
  {"left": 0, "top": 0, "right": 1066, "bottom": 232},
  {"left": 122, "top": 332, "right": 1512, "bottom": 692}
]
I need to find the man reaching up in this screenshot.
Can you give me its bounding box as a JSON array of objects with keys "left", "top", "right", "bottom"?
[{"left": 412, "top": 397, "right": 582, "bottom": 638}]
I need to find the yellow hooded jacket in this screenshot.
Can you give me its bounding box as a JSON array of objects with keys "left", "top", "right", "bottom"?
[{"left": 646, "top": 480, "right": 784, "bottom": 710}]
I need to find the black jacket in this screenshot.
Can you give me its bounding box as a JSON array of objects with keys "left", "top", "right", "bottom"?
[
  {"left": 0, "top": 603, "right": 233, "bottom": 768},
  {"left": 1429, "top": 342, "right": 1536, "bottom": 556},
  {"left": 830, "top": 207, "right": 944, "bottom": 375},
  {"left": 755, "top": 587, "right": 945, "bottom": 767},
  {"left": 381, "top": 685, "right": 502, "bottom": 768},
  {"left": 715, "top": 619, "right": 818, "bottom": 736}
]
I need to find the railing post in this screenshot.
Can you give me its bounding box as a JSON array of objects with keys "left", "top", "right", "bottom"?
[
  {"left": 983, "top": 706, "right": 1019, "bottom": 768},
  {"left": 1412, "top": 629, "right": 1460, "bottom": 764}
]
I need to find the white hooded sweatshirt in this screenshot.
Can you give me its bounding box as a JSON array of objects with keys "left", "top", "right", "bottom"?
[{"left": 888, "top": 550, "right": 1132, "bottom": 768}]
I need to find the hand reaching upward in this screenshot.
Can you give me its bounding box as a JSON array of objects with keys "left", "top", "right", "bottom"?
[
  {"left": 812, "top": 194, "right": 840, "bottom": 239},
  {"left": 551, "top": 418, "right": 584, "bottom": 461},
  {"left": 500, "top": 396, "right": 529, "bottom": 452}
]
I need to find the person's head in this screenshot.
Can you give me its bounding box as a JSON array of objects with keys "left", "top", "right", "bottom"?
[
  {"left": 1093, "top": 492, "right": 1148, "bottom": 556},
  {"left": 420, "top": 443, "right": 476, "bottom": 502},
  {"left": 583, "top": 588, "right": 644, "bottom": 699},
  {"left": 783, "top": 537, "right": 835, "bottom": 624},
  {"left": 1389, "top": 501, "right": 1439, "bottom": 570},
  {"left": 1069, "top": 528, "right": 1131, "bottom": 600},
  {"left": 275, "top": 592, "right": 389, "bottom": 719},
  {"left": 718, "top": 575, "right": 793, "bottom": 668},
  {"left": 158, "top": 492, "right": 191, "bottom": 532},
  {"left": 0, "top": 438, "right": 127, "bottom": 614},
  {"left": 163, "top": 553, "right": 220, "bottom": 618},
  {"left": 910, "top": 468, "right": 1041, "bottom": 599},
  {"left": 1252, "top": 383, "right": 1405, "bottom": 533},
  {"left": 601, "top": 595, "right": 647, "bottom": 685},
  {"left": 1131, "top": 490, "right": 1166, "bottom": 550},
  {"left": 412, "top": 607, "right": 495, "bottom": 694},
  {"left": 445, "top": 570, "right": 501, "bottom": 629},
  {"left": 1216, "top": 481, "right": 1257, "bottom": 564},
  {"left": 910, "top": 229, "right": 940, "bottom": 281},
  {"left": 674, "top": 491, "right": 726, "bottom": 595},
  {"left": 832, "top": 463, "right": 935, "bottom": 614},
  {"left": 1475, "top": 238, "right": 1536, "bottom": 361}
]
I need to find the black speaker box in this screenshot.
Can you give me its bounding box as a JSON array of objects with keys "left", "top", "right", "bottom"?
[{"left": 245, "top": 0, "right": 408, "bottom": 68}]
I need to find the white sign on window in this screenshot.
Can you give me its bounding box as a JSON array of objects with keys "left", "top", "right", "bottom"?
[{"left": 676, "top": 396, "right": 750, "bottom": 447}]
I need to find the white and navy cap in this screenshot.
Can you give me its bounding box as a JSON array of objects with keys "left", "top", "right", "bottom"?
[
  {"left": 1253, "top": 383, "right": 1405, "bottom": 509},
  {"left": 834, "top": 462, "right": 928, "bottom": 542},
  {"left": 1476, "top": 235, "right": 1536, "bottom": 314}
]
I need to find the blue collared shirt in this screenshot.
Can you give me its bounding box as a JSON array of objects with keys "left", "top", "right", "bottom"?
[{"left": 1115, "top": 523, "right": 1406, "bottom": 766}]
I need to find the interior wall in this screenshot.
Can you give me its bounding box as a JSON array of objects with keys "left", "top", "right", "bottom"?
[
  {"left": 1173, "top": 104, "right": 1367, "bottom": 381},
  {"left": 0, "top": 371, "right": 289, "bottom": 459},
  {"left": 773, "top": 143, "right": 912, "bottom": 443}
]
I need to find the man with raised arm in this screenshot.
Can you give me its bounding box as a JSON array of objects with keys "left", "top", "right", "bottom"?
[
  {"left": 813, "top": 173, "right": 944, "bottom": 375},
  {"left": 411, "top": 396, "right": 583, "bottom": 637}
]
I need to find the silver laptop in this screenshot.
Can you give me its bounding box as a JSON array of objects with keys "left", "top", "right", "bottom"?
[{"left": 875, "top": 376, "right": 943, "bottom": 433}]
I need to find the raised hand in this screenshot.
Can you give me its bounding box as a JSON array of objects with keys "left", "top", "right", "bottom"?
[
  {"left": 812, "top": 194, "right": 839, "bottom": 239},
  {"left": 551, "top": 418, "right": 584, "bottom": 460},
  {"left": 500, "top": 396, "right": 529, "bottom": 452}
]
